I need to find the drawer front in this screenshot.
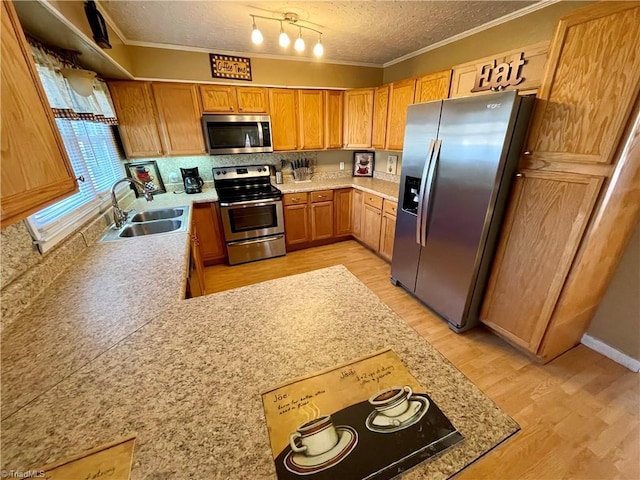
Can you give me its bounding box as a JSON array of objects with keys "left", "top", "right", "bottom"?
[
  {"left": 283, "top": 192, "right": 309, "bottom": 205},
  {"left": 383, "top": 199, "right": 398, "bottom": 216},
  {"left": 311, "top": 190, "right": 334, "bottom": 203},
  {"left": 363, "top": 193, "right": 383, "bottom": 210}
]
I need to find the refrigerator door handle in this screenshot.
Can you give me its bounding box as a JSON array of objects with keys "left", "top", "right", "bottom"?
[
  {"left": 416, "top": 139, "right": 436, "bottom": 245},
  {"left": 421, "top": 139, "right": 442, "bottom": 246}
]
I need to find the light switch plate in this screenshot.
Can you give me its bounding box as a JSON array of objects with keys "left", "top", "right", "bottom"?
[
  {"left": 387, "top": 155, "right": 398, "bottom": 175},
  {"left": 339, "top": 161, "right": 345, "bottom": 170}
]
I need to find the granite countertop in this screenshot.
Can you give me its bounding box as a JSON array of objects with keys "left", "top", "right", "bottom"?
[
  {"left": 2, "top": 266, "right": 517, "bottom": 479},
  {"left": 0, "top": 177, "right": 516, "bottom": 478},
  {"left": 277, "top": 177, "right": 400, "bottom": 201}
]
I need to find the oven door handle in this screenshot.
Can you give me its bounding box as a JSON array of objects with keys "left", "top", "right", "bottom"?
[
  {"left": 219, "top": 198, "right": 281, "bottom": 207},
  {"left": 230, "top": 234, "right": 284, "bottom": 246}
]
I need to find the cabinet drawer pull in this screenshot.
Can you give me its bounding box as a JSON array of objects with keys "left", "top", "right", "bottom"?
[{"left": 515, "top": 173, "right": 524, "bottom": 178}]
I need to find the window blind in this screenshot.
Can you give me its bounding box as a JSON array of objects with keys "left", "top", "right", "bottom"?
[{"left": 26, "top": 120, "right": 124, "bottom": 252}]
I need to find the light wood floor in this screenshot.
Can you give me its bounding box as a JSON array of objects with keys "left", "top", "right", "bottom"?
[{"left": 204, "top": 240, "right": 640, "bottom": 479}]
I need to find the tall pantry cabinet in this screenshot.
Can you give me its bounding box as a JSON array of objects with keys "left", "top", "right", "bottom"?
[{"left": 481, "top": 2, "right": 640, "bottom": 361}]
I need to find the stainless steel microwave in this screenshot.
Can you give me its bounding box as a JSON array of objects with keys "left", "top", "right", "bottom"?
[{"left": 202, "top": 114, "right": 273, "bottom": 155}]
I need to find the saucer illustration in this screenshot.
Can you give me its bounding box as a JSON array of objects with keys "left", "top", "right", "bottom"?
[
  {"left": 365, "top": 396, "right": 430, "bottom": 434},
  {"left": 284, "top": 425, "right": 358, "bottom": 475}
]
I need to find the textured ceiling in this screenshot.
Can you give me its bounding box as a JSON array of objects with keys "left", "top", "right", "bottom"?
[{"left": 98, "top": 1, "right": 537, "bottom": 66}]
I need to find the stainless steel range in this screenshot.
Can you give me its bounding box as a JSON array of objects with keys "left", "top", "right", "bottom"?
[{"left": 213, "top": 165, "right": 285, "bottom": 265}]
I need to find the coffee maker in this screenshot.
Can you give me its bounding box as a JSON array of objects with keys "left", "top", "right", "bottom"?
[{"left": 180, "top": 167, "right": 204, "bottom": 194}]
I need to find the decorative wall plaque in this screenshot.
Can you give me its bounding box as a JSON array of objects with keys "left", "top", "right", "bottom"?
[{"left": 210, "top": 54, "right": 252, "bottom": 81}]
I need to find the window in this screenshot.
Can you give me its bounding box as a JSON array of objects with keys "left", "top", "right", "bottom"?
[{"left": 26, "top": 119, "right": 125, "bottom": 253}]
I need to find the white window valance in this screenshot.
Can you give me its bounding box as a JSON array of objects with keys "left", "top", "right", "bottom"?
[{"left": 28, "top": 38, "right": 118, "bottom": 125}]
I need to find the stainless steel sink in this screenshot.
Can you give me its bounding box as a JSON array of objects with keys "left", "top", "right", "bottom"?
[
  {"left": 119, "top": 219, "right": 183, "bottom": 237},
  {"left": 99, "top": 205, "right": 189, "bottom": 242},
  {"left": 130, "top": 208, "right": 184, "bottom": 223}
]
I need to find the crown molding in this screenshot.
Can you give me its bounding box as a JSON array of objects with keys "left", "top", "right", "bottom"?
[
  {"left": 94, "top": 0, "right": 561, "bottom": 71},
  {"left": 382, "top": 0, "right": 562, "bottom": 68},
  {"left": 124, "top": 40, "right": 383, "bottom": 68}
]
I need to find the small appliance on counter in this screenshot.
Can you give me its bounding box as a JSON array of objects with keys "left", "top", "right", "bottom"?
[{"left": 181, "top": 167, "right": 204, "bottom": 194}]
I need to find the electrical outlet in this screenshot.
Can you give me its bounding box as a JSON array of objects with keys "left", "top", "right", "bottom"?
[
  {"left": 387, "top": 155, "right": 398, "bottom": 175},
  {"left": 339, "top": 162, "right": 345, "bottom": 170}
]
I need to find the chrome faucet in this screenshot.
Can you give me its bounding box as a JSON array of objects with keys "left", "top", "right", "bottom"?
[{"left": 110, "top": 178, "right": 154, "bottom": 228}]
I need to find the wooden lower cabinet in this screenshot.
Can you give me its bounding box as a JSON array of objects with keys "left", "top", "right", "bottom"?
[
  {"left": 352, "top": 189, "right": 363, "bottom": 239},
  {"left": 362, "top": 193, "right": 384, "bottom": 252},
  {"left": 379, "top": 200, "right": 398, "bottom": 261},
  {"left": 310, "top": 190, "right": 334, "bottom": 240},
  {"left": 311, "top": 201, "right": 334, "bottom": 240},
  {"left": 283, "top": 193, "right": 310, "bottom": 246},
  {"left": 334, "top": 189, "right": 353, "bottom": 237},
  {"left": 188, "top": 228, "right": 206, "bottom": 297},
  {"left": 480, "top": 171, "right": 602, "bottom": 353},
  {"left": 191, "top": 202, "right": 226, "bottom": 264}
]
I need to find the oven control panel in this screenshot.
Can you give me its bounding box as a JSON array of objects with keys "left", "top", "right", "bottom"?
[{"left": 213, "top": 165, "right": 271, "bottom": 180}]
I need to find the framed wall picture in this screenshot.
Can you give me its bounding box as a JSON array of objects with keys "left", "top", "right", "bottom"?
[
  {"left": 124, "top": 161, "right": 166, "bottom": 196},
  {"left": 353, "top": 151, "right": 374, "bottom": 177}
]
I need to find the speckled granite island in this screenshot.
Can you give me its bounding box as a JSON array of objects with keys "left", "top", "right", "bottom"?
[{"left": 1, "top": 178, "right": 517, "bottom": 479}]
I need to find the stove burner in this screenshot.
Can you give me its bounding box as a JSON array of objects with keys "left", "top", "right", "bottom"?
[{"left": 213, "top": 165, "right": 282, "bottom": 204}]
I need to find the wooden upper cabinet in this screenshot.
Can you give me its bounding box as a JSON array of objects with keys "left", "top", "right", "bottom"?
[
  {"left": 481, "top": 171, "right": 602, "bottom": 352},
  {"left": 269, "top": 89, "right": 298, "bottom": 151},
  {"left": 235, "top": 87, "right": 269, "bottom": 113},
  {"left": 386, "top": 78, "right": 416, "bottom": 151},
  {"left": 297, "top": 90, "right": 324, "bottom": 150},
  {"left": 372, "top": 85, "right": 390, "bottom": 149},
  {"left": 343, "top": 88, "right": 374, "bottom": 148},
  {"left": 152, "top": 83, "right": 205, "bottom": 156},
  {"left": 200, "top": 85, "right": 238, "bottom": 113},
  {"left": 325, "top": 90, "right": 343, "bottom": 149},
  {"left": 415, "top": 70, "right": 452, "bottom": 103},
  {"left": 526, "top": 3, "right": 640, "bottom": 165},
  {"left": 201, "top": 85, "right": 269, "bottom": 114},
  {"left": 1, "top": 0, "right": 77, "bottom": 227},
  {"left": 108, "top": 81, "right": 163, "bottom": 158}
]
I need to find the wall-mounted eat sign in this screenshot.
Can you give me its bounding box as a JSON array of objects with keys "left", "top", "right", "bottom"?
[{"left": 471, "top": 52, "right": 526, "bottom": 92}]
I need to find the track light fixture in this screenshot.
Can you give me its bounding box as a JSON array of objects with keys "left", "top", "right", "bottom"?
[
  {"left": 251, "top": 16, "right": 263, "bottom": 44},
  {"left": 249, "top": 13, "right": 324, "bottom": 57}
]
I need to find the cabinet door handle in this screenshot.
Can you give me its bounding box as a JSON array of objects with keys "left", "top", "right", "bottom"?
[
  {"left": 229, "top": 106, "right": 234, "bottom": 111},
  {"left": 523, "top": 151, "right": 531, "bottom": 155},
  {"left": 515, "top": 172, "right": 524, "bottom": 178},
  {"left": 239, "top": 107, "right": 244, "bottom": 111}
]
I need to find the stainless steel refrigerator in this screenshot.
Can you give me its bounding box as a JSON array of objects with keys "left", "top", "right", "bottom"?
[{"left": 390, "top": 90, "right": 534, "bottom": 332}]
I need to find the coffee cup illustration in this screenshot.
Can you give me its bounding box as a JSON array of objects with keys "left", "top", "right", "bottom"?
[
  {"left": 369, "top": 386, "right": 413, "bottom": 418},
  {"left": 289, "top": 415, "right": 340, "bottom": 456}
]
